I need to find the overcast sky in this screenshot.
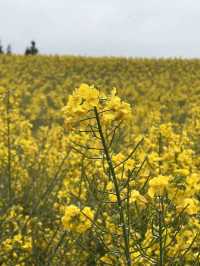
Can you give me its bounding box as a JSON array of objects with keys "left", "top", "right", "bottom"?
[{"left": 0, "top": 0, "right": 200, "bottom": 57}]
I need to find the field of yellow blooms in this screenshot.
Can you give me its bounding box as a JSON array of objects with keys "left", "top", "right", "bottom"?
[{"left": 0, "top": 55, "right": 200, "bottom": 265}]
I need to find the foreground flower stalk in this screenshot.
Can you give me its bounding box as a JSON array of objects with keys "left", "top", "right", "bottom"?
[{"left": 94, "top": 106, "right": 131, "bottom": 266}]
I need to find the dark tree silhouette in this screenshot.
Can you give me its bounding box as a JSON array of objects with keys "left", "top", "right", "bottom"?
[
  {"left": 0, "top": 41, "right": 4, "bottom": 54},
  {"left": 25, "top": 47, "right": 31, "bottom": 55},
  {"left": 25, "top": 41, "right": 39, "bottom": 55},
  {"left": 30, "top": 41, "right": 38, "bottom": 55}
]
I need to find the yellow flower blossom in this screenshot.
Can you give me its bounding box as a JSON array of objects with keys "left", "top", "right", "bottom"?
[
  {"left": 148, "top": 175, "right": 171, "bottom": 197},
  {"left": 62, "top": 205, "right": 94, "bottom": 233},
  {"left": 178, "top": 198, "right": 199, "bottom": 215},
  {"left": 130, "top": 189, "right": 147, "bottom": 205}
]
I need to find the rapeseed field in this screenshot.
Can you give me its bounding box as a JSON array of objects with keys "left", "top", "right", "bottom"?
[{"left": 0, "top": 55, "right": 200, "bottom": 265}]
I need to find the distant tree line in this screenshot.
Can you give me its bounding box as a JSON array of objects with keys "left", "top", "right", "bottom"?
[
  {"left": 0, "top": 41, "right": 12, "bottom": 55},
  {"left": 25, "top": 41, "right": 38, "bottom": 55},
  {"left": 0, "top": 40, "right": 39, "bottom": 55}
]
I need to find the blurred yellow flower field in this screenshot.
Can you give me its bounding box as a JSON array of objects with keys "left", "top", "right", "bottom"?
[{"left": 0, "top": 55, "right": 200, "bottom": 265}]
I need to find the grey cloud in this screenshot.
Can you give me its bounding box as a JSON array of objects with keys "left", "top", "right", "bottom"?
[{"left": 0, "top": 0, "right": 200, "bottom": 57}]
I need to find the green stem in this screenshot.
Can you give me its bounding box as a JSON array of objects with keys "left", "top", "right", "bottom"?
[
  {"left": 158, "top": 196, "right": 164, "bottom": 266},
  {"left": 6, "top": 88, "right": 12, "bottom": 204},
  {"left": 94, "top": 107, "right": 131, "bottom": 266}
]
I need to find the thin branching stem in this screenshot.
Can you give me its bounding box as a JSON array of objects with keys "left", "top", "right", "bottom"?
[
  {"left": 94, "top": 107, "right": 131, "bottom": 266},
  {"left": 6, "top": 88, "right": 12, "bottom": 204}
]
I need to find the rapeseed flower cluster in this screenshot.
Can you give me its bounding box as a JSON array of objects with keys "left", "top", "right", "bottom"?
[{"left": 62, "top": 205, "right": 94, "bottom": 233}]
